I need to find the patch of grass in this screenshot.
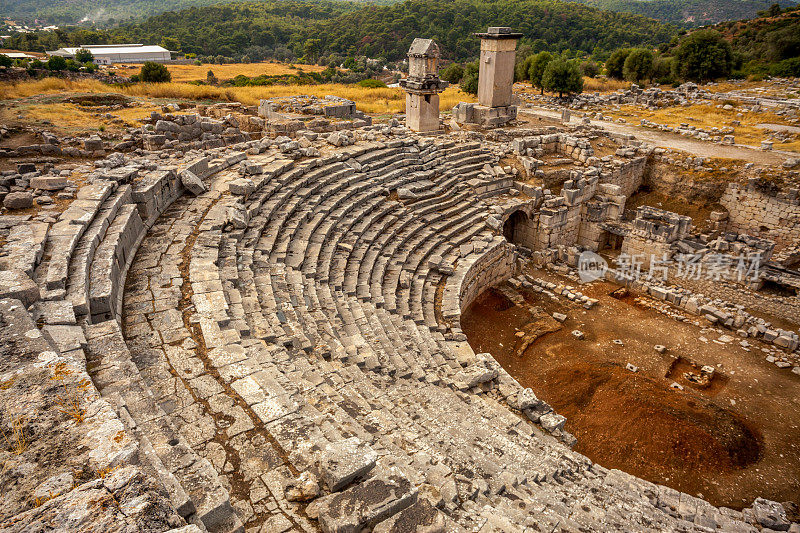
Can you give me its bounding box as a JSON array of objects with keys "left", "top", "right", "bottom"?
[
  {"left": 582, "top": 77, "right": 630, "bottom": 93},
  {"left": 0, "top": 95, "right": 161, "bottom": 136},
  {"left": 56, "top": 394, "right": 85, "bottom": 424},
  {"left": 0, "top": 78, "right": 110, "bottom": 99},
  {"left": 109, "top": 62, "right": 328, "bottom": 83},
  {"left": 1, "top": 415, "right": 28, "bottom": 455},
  {"left": 607, "top": 103, "right": 799, "bottom": 152}
]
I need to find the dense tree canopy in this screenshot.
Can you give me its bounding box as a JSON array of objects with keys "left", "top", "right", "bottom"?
[
  {"left": 602, "top": 4, "right": 800, "bottom": 82},
  {"left": 622, "top": 48, "right": 653, "bottom": 83},
  {"left": 673, "top": 29, "right": 733, "bottom": 82},
  {"left": 5, "top": 0, "right": 677, "bottom": 63},
  {"left": 570, "top": 0, "right": 796, "bottom": 26},
  {"left": 605, "top": 48, "right": 632, "bottom": 79},
  {"left": 541, "top": 57, "right": 584, "bottom": 97}
]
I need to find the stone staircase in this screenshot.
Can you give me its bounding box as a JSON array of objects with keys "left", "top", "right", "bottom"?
[{"left": 1, "top": 133, "right": 776, "bottom": 532}]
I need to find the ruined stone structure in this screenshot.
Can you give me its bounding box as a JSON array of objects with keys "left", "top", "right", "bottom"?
[
  {"left": 620, "top": 206, "right": 693, "bottom": 268},
  {"left": 453, "top": 27, "right": 522, "bottom": 128},
  {"left": 1, "top": 33, "right": 799, "bottom": 533},
  {"left": 720, "top": 179, "right": 800, "bottom": 247},
  {"left": 399, "top": 39, "right": 448, "bottom": 132}
]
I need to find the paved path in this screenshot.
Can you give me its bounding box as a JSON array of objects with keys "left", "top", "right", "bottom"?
[{"left": 520, "top": 107, "right": 794, "bottom": 165}]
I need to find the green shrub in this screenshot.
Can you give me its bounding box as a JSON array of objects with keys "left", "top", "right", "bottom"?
[
  {"left": 651, "top": 56, "right": 675, "bottom": 84},
  {"left": 542, "top": 57, "right": 583, "bottom": 97},
  {"left": 47, "top": 55, "right": 67, "bottom": 71},
  {"left": 0, "top": 54, "right": 12, "bottom": 68},
  {"left": 623, "top": 48, "right": 654, "bottom": 84},
  {"left": 460, "top": 61, "right": 479, "bottom": 95},
  {"left": 357, "top": 78, "right": 387, "bottom": 88},
  {"left": 606, "top": 48, "right": 632, "bottom": 79},
  {"left": 140, "top": 61, "right": 171, "bottom": 82},
  {"left": 674, "top": 29, "right": 733, "bottom": 82},
  {"left": 440, "top": 63, "right": 464, "bottom": 84},
  {"left": 580, "top": 60, "right": 599, "bottom": 78},
  {"left": 74, "top": 48, "right": 94, "bottom": 63},
  {"left": 769, "top": 57, "right": 800, "bottom": 78},
  {"left": 528, "top": 51, "right": 553, "bottom": 93}
]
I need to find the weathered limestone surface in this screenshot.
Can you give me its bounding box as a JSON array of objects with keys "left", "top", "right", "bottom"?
[
  {"left": 0, "top": 298, "right": 184, "bottom": 531},
  {"left": 0, "top": 119, "right": 794, "bottom": 532}
]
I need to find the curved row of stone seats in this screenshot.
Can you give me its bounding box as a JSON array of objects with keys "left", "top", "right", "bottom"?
[
  {"left": 0, "top": 297, "right": 187, "bottom": 531},
  {"left": 83, "top": 319, "right": 243, "bottom": 533},
  {"left": 12, "top": 149, "right": 255, "bottom": 531},
  {"left": 0, "top": 219, "right": 48, "bottom": 278},
  {"left": 88, "top": 203, "right": 145, "bottom": 323},
  {"left": 64, "top": 184, "right": 132, "bottom": 318},
  {"left": 105, "top": 135, "right": 780, "bottom": 532}
]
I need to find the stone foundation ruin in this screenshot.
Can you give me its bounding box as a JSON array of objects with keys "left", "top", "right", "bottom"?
[{"left": 0, "top": 32, "right": 799, "bottom": 533}]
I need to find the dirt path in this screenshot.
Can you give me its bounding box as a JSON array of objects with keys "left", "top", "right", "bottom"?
[{"left": 519, "top": 107, "right": 791, "bottom": 165}]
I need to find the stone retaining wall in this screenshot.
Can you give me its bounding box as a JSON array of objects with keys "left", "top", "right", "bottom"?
[
  {"left": 444, "top": 237, "right": 516, "bottom": 332},
  {"left": 720, "top": 181, "right": 800, "bottom": 248}
]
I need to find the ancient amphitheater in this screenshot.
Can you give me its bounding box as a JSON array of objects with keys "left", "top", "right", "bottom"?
[{"left": 1, "top": 32, "right": 800, "bottom": 533}]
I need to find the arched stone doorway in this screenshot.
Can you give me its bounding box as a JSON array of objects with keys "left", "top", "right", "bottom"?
[{"left": 503, "top": 210, "right": 529, "bottom": 246}]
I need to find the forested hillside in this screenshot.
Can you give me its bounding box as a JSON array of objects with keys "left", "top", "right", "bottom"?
[
  {"left": 716, "top": 5, "right": 800, "bottom": 75},
  {"left": 570, "top": 0, "right": 798, "bottom": 26},
  {"left": 4, "top": 0, "right": 676, "bottom": 62},
  {"left": 0, "top": 0, "right": 390, "bottom": 26}
]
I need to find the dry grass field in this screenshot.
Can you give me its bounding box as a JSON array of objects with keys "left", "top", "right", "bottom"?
[
  {"left": 582, "top": 76, "right": 632, "bottom": 93},
  {"left": 607, "top": 103, "right": 800, "bottom": 152},
  {"left": 0, "top": 78, "right": 476, "bottom": 132},
  {"left": 0, "top": 101, "right": 161, "bottom": 134},
  {"left": 107, "top": 61, "right": 329, "bottom": 82},
  {"left": 516, "top": 77, "right": 632, "bottom": 95}
]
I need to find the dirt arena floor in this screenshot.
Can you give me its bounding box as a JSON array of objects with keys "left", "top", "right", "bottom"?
[{"left": 461, "top": 268, "right": 800, "bottom": 509}]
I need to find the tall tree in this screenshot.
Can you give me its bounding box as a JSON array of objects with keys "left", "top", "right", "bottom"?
[
  {"left": 605, "top": 48, "right": 632, "bottom": 79},
  {"left": 542, "top": 57, "right": 584, "bottom": 97},
  {"left": 674, "top": 29, "right": 733, "bottom": 82},
  {"left": 528, "top": 51, "right": 554, "bottom": 94},
  {"left": 623, "top": 48, "right": 654, "bottom": 83}
]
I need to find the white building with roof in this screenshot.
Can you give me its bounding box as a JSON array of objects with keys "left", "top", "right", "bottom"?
[{"left": 47, "top": 44, "right": 170, "bottom": 64}]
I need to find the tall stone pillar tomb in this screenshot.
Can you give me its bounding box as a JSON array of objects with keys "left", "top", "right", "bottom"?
[{"left": 400, "top": 38, "right": 449, "bottom": 132}]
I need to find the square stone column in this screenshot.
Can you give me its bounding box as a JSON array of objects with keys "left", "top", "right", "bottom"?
[
  {"left": 475, "top": 27, "right": 522, "bottom": 108},
  {"left": 405, "top": 92, "right": 441, "bottom": 132}
]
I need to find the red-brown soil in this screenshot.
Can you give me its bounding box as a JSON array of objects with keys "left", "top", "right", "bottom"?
[{"left": 461, "top": 273, "right": 800, "bottom": 509}]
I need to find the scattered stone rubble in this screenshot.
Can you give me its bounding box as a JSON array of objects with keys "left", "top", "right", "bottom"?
[{"left": 1, "top": 75, "right": 800, "bottom": 532}]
